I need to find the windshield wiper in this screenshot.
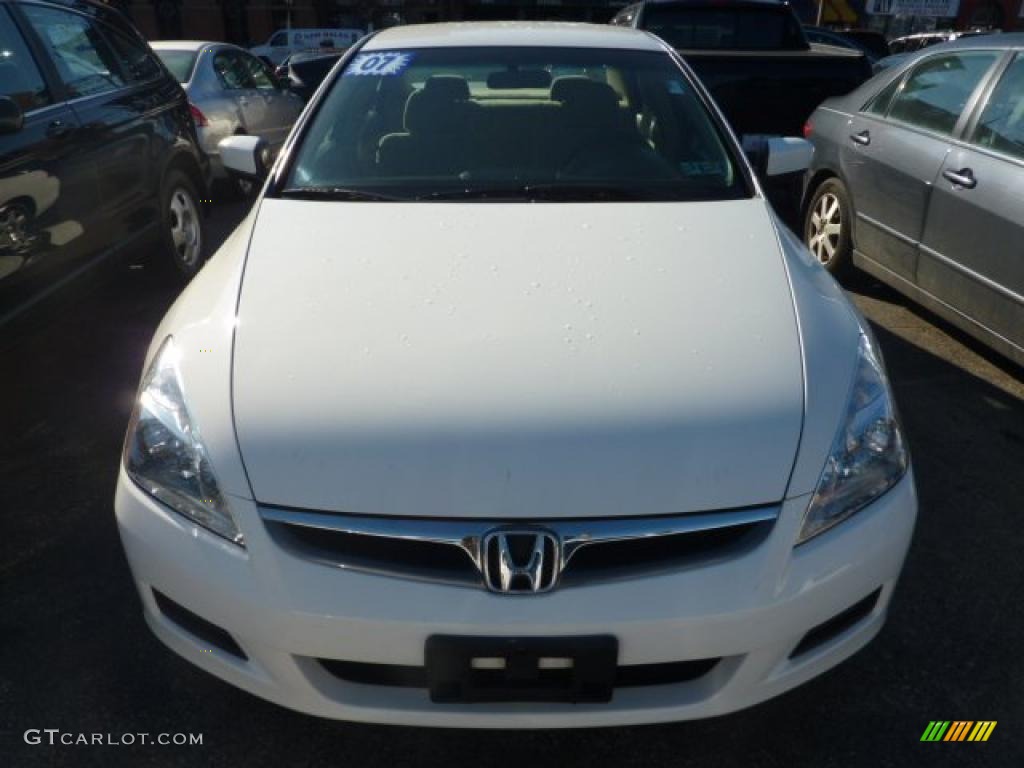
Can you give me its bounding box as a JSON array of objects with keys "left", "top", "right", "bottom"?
[
  {"left": 417, "top": 184, "right": 646, "bottom": 202},
  {"left": 278, "top": 186, "right": 410, "bottom": 202}
]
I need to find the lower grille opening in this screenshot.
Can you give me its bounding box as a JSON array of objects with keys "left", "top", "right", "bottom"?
[
  {"left": 153, "top": 589, "right": 247, "bottom": 660},
  {"left": 317, "top": 657, "right": 720, "bottom": 690},
  {"left": 790, "top": 588, "right": 882, "bottom": 659}
]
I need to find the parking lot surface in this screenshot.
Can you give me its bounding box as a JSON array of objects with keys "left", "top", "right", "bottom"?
[{"left": 1, "top": 201, "right": 1022, "bottom": 767}]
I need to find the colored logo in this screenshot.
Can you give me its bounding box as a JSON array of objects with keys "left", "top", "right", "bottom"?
[{"left": 920, "top": 721, "right": 997, "bottom": 742}]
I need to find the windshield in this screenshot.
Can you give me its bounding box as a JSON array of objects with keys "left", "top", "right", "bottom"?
[
  {"left": 642, "top": 8, "right": 807, "bottom": 51},
  {"left": 282, "top": 46, "right": 748, "bottom": 202},
  {"left": 155, "top": 49, "right": 198, "bottom": 83}
]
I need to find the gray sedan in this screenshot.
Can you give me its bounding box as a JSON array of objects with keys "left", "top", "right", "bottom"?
[
  {"left": 152, "top": 41, "right": 303, "bottom": 186},
  {"left": 803, "top": 34, "right": 1024, "bottom": 367}
]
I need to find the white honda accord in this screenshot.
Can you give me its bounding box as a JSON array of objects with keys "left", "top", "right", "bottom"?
[{"left": 115, "top": 22, "right": 916, "bottom": 728}]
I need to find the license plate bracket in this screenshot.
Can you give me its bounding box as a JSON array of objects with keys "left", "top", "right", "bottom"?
[{"left": 425, "top": 635, "right": 618, "bottom": 703}]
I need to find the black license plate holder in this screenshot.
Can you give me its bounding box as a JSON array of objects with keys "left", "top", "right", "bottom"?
[{"left": 425, "top": 635, "right": 618, "bottom": 703}]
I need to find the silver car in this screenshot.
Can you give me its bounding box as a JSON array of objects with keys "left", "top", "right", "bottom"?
[
  {"left": 152, "top": 41, "right": 303, "bottom": 187},
  {"left": 803, "top": 34, "right": 1024, "bottom": 367}
]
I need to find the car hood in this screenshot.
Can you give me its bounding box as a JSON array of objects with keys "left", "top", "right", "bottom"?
[{"left": 232, "top": 198, "right": 804, "bottom": 518}]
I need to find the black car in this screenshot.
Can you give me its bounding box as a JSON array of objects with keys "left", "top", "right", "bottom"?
[
  {"left": 282, "top": 48, "right": 346, "bottom": 102},
  {"left": 0, "top": 0, "right": 209, "bottom": 315},
  {"left": 611, "top": 0, "right": 873, "bottom": 138}
]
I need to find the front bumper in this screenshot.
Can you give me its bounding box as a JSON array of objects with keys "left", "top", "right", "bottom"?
[{"left": 115, "top": 468, "right": 916, "bottom": 728}]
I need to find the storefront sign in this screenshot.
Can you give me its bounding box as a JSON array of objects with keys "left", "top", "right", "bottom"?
[{"left": 866, "top": 0, "right": 961, "bottom": 15}]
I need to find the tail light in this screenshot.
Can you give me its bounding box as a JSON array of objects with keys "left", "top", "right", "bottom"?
[
  {"left": 803, "top": 119, "right": 814, "bottom": 139},
  {"left": 189, "top": 102, "right": 208, "bottom": 128}
]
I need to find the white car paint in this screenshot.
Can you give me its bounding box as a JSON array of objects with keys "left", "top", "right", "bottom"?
[
  {"left": 115, "top": 22, "right": 916, "bottom": 728},
  {"left": 234, "top": 199, "right": 803, "bottom": 518}
]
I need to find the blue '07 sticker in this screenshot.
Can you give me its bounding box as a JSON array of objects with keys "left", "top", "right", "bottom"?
[{"left": 345, "top": 51, "right": 415, "bottom": 77}]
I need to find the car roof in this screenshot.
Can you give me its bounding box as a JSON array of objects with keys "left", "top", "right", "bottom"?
[
  {"left": 904, "top": 32, "right": 1024, "bottom": 52},
  {"left": 362, "top": 22, "right": 666, "bottom": 52},
  {"left": 149, "top": 40, "right": 231, "bottom": 52}
]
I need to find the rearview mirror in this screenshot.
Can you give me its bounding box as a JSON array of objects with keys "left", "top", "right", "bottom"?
[
  {"left": 764, "top": 137, "right": 814, "bottom": 177},
  {"left": 218, "top": 135, "right": 271, "bottom": 180},
  {"left": 0, "top": 96, "right": 24, "bottom": 135}
]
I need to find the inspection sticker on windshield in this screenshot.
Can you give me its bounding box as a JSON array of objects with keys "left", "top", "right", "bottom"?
[{"left": 345, "top": 51, "right": 414, "bottom": 77}]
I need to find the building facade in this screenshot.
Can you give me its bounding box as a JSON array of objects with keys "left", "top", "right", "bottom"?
[
  {"left": 111, "top": 0, "right": 1021, "bottom": 45},
  {"left": 114, "top": 0, "right": 629, "bottom": 45}
]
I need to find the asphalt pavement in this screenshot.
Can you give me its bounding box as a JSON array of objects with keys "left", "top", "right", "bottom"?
[{"left": 1, "top": 200, "right": 1022, "bottom": 768}]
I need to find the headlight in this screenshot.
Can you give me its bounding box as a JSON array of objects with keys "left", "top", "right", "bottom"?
[
  {"left": 123, "top": 337, "right": 243, "bottom": 545},
  {"left": 798, "top": 331, "right": 908, "bottom": 544}
]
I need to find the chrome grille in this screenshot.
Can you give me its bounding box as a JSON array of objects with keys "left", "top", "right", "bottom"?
[{"left": 260, "top": 505, "right": 778, "bottom": 590}]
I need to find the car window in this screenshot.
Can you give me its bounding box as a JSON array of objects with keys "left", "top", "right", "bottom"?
[
  {"left": 972, "top": 54, "right": 1024, "bottom": 161},
  {"left": 103, "top": 25, "right": 162, "bottom": 83},
  {"left": 21, "top": 4, "right": 127, "bottom": 98},
  {"left": 242, "top": 53, "right": 276, "bottom": 90},
  {"left": 863, "top": 75, "right": 902, "bottom": 116},
  {"left": 213, "top": 50, "right": 253, "bottom": 89},
  {"left": 270, "top": 32, "right": 287, "bottom": 47},
  {"left": 887, "top": 52, "right": 999, "bottom": 136},
  {"left": 0, "top": 6, "right": 50, "bottom": 110},
  {"left": 155, "top": 49, "right": 198, "bottom": 83},
  {"left": 285, "top": 46, "right": 749, "bottom": 203}
]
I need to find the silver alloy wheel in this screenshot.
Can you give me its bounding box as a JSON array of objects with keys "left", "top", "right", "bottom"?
[
  {"left": 0, "top": 204, "right": 30, "bottom": 250},
  {"left": 808, "top": 192, "right": 842, "bottom": 265},
  {"left": 168, "top": 187, "right": 201, "bottom": 268}
]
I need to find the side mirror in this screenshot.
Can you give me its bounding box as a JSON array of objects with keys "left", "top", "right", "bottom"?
[
  {"left": 218, "top": 135, "right": 271, "bottom": 180},
  {"left": 764, "top": 137, "right": 814, "bottom": 177},
  {"left": 0, "top": 96, "right": 25, "bottom": 135}
]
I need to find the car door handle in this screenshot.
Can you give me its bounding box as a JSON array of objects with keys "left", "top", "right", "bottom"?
[
  {"left": 942, "top": 168, "right": 977, "bottom": 189},
  {"left": 849, "top": 130, "right": 871, "bottom": 146},
  {"left": 46, "top": 119, "right": 73, "bottom": 139}
]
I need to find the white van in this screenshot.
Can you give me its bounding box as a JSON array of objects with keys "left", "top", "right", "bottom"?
[{"left": 251, "top": 28, "right": 364, "bottom": 65}]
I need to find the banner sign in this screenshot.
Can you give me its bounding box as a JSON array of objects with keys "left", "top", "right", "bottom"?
[{"left": 866, "top": 0, "right": 960, "bottom": 15}]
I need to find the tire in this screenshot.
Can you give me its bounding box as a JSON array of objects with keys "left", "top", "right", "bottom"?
[
  {"left": 159, "top": 169, "right": 205, "bottom": 280},
  {"left": 804, "top": 177, "right": 854, "bottom": 276}
]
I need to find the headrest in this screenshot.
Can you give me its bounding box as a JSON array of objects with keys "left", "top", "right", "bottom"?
[
  {"left": 422, "top": 75, "right": 470, "bottom": 101},
  {"left": 550, "top": 76, "right": 618, "bottom": 109},
  {"left": 552, "top": 77, "right": 622, "bottom": 132},
  {"left": 404, "top": 76, "right": 470, "bottom": 133}
]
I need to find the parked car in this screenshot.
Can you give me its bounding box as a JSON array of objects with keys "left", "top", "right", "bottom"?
[
  {"left": 116, "top": 22, "right": 915, "bottom": 727},
  {"left": 278, "top": 49, "right": 347, "bottom": 102},
  {"left": 830, "top": 28, "right": 891, "bottom": 60},
  {"left": 612, "top": 0, "right": 873, "bottom": 139},
  {"left": 0, "top": 0, "right": 210, "bottom": 306},
  {"left": 803, "top": 34, "right": 1024, "bottom": 367},
  {"left": 803, "top": 25, "right": 882, "bottom": 63},
  {"left": 250, "top": 27, "right": 363, "bottom": 66},
  {"left": 613, "top": 0, "right": 873, "bottom": 225},
  {"left": 873, "top": 52, "right": 911, "bottom": 73},
  {"left": 888, "top": 28, "right": 999, "bottom": 55},
  {"left": 151, "top": 41, "right": 304, "bottom": 193}
]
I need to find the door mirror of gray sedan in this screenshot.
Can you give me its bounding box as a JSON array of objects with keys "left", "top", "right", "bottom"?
[
  {"left": 219, "top": 135, "right": 271, "bottom": 180},
  {"left": 764, "top": 137, "right": 814, "bottom": 177},
  {"left": 0, "top": 96, "right": 25, "bottom": 135}
]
